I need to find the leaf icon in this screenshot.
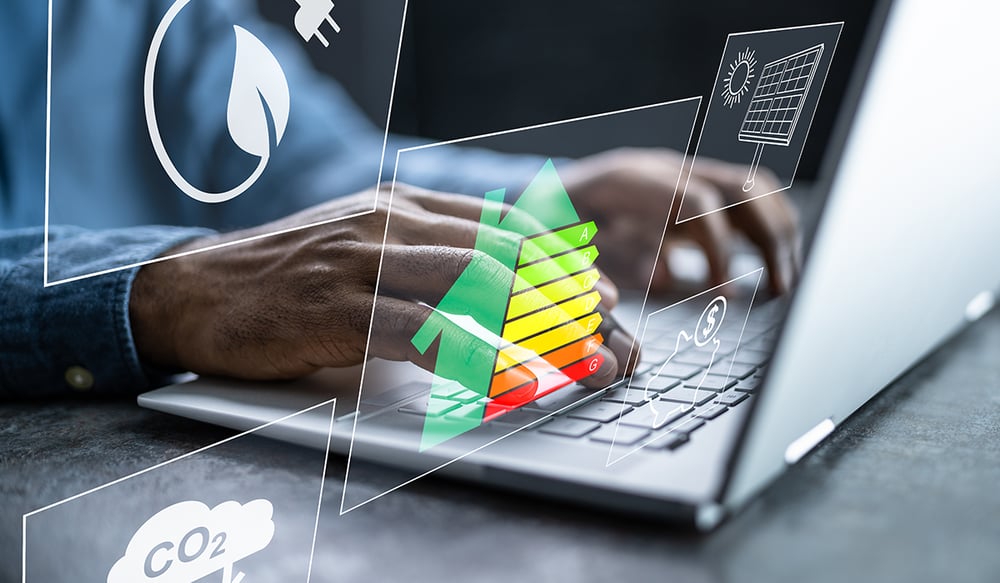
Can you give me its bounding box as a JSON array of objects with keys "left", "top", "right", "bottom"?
[{"left": 227, "top": 26, "right": 290, "bottom": 158}]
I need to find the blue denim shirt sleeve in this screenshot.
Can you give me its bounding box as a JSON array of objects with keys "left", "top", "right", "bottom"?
[
  {"left": 0, "top": 225, "right": 213, "bottom": 398},
  {"left": 0, "top": 0, "right": 549, "bottom": 399}
]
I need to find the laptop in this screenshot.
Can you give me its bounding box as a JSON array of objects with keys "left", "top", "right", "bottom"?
[{"left": 139, "top": 0, "right": 1000, "bottom": 530}]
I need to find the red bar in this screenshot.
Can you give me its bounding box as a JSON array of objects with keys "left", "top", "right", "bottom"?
[{"left": 484, "top": 353, "right": 606, "bottom": 420}]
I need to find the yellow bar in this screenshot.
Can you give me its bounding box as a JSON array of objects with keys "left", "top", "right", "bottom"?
[
  {"left": 493, "top": 342, "right": 541, "bottom": 374},
  {"left": 517, "top": 312, "right": 605, "bottom": 357},
  {"left": 506, "top": 268, "right": 600, "bottom": 320},
  {"left": 502, "top": 291, "right": 602, "bottom": 344}
]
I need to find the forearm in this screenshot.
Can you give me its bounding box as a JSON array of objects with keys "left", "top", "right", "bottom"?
[{"left": 0, "top": 225, "right": 212, "bottom": 398}]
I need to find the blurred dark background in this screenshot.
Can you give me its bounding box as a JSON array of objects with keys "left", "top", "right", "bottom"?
[{"left": 259, "top": 0, "right": 875, "bottom": 180}]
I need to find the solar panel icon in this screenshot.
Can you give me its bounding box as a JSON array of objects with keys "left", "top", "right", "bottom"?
[{"left": 737, "top": 44, "right": 824, "bottom": 192}]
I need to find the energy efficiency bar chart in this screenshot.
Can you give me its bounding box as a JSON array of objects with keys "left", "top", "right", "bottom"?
[
  {"left": 487, "top": 221, "right": 605, "bottom": 418},
  {"left": 408, "top": 160, "right": 607, "bottom": 450}
]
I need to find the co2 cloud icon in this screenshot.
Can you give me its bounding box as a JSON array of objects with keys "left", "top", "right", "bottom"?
[{"left": 107, "top": 499, "right": 275, "bottom": 583}]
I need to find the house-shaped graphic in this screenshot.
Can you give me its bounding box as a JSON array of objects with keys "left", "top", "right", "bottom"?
[{"left": 410, "top": 159, "right": 606, "bottom": 451}]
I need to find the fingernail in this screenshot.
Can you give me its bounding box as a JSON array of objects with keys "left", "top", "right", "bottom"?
[
  {"left": 607, "top": 328, "right": 639, "bottom": 377},
  {"left": 582, "top": 344, "right": 619, "bottom": 387}
]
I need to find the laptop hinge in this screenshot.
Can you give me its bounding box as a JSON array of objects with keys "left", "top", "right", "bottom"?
[{"left": 784, "top": 417, "right": 836, "bottom": 465}]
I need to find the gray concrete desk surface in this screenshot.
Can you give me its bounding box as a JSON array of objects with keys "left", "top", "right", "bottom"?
[{"left": 2, "top": 309, "right": 998, "bottom": 583}]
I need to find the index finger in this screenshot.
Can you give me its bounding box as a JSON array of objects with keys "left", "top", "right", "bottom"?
[{"left": 689, "top": 161, "right": 799, "bottom": 293}]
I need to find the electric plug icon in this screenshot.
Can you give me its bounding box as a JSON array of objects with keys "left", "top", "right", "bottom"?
[{"left": 294, "top": 0, "right": 341, "bottom": 47}]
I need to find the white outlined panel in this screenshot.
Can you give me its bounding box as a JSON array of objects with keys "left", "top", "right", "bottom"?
[
  {"left": 43, "top": 0, "right": 408, "bottom": 286},
  {"left": 605, "top": 268, "right": 764, "bottom": 466},
  {"left": 22, "top": 399, "right": 335, "bottom": 583},
  {"left": 676, "top": 22, "right": 843, "bottom": 223},
  {"left": 340, "top": 99, "right": 702, "bottom": 514}
]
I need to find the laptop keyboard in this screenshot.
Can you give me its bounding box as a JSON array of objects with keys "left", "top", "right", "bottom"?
[
  {"left": 382, "top": 298, "right": 783, "bottom": 454},
  {"left": 523, "top": 299, "right": 782, "bottom": 452}
]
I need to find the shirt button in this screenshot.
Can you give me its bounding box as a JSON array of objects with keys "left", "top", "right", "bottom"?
[{"left": 65, "top": 366, "right": 95, "bottom": 391}]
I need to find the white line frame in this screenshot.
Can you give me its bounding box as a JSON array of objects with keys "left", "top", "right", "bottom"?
[
  {"left": 604, "top": 268, "right": 764, "bottom": 467},
  {"left": 676, "top": 21, "right": 843, "bottom": 225},
  {"left": 42, "top": 0, "right": 411, "bottom": 287},
  {"left": 340, "top": 97, "right": 704, "bottom": 516},
  {"left": 20, "top": 398, "right": 337, "bottom": 583}
]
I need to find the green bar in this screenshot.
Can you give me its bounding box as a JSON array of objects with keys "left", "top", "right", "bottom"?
[
  {"left": 512, "top": 245, "right": 599, "bottom": 292},
  {"left": 518, "top": 221, "right": 598, "bottom": 266}
]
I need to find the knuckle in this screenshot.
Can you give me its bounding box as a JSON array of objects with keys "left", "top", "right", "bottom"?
[
  {"left": 448, "top": 247, "right": 480, "bottom": 281},
  {"left": 687, "top": 183, "right": 724, "bottom": 212},
  {"left": 344, "top": 297, "right": 375, "bottom": 335},
  {"left": 389, "top": 302, "right": 426, "bottom": 338},
  {"left": 755, "top": 167, "right": 781, "bottom": 189}
]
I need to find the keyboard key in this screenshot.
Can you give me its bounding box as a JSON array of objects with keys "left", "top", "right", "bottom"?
[
  {"left": 530, "top": 384, "right": 600, "bottom": 413},
  {"left": 446, "top": 389, "right": 486, "bottom": 404},
  {"left": 716, "top": 391, "right": 748, "bottom": 407},
  {"left": 443, "top": 402, "right": 490, "bottom": 422},
  {"left": 399, "top": 397, "right": 460, "bottom": 417},
  {"left": 667, "top": 417, "right": 706, "bottom": 435},
  {"left": 539, "top": 418, "right": 601, "bottom": 438},
  {"left": 619, "top": 402, "right": 691, "bottom": 429},
  {"left": 435, "top": 383, "right": 469, "bottom": 399},
  {"left": 683, "top": 374, "right": 737, "bottom": 392},
  {"left": 567, "top": 401, "right": 631, "bottom": 423},
  {"left": 734, "top": 378, "right": 760, "bottom": 393},
  {"left": 490, "top": 408, "right": 550, "bottom": 426},
  {"left": 694, "top": 404, "right": 728, "bottom": 420},
  {"left": 602, "top": 387, "right": 652, "bottom": 406},
  {"left": 659, "top": 387, "right": 717, "bottom": 406},
  {"left": 589, "top": 424, "right": 650, "bottom": 445},
  {"left": 731, "top": 348, "right": 771, "bottom": 365},
  {"left": 714, "top": 362, "right": 756, "bottom": 379},
  {"left": 684, "top": 342, "right": 735, "bottom": 357},
  {"left": 716, "top": 327, "right": 746, "bottom": 342},
  {"left": 629, "top": 363, "right": 654, "bottom": 378},
  {"left": 363, "top": 382, "right": 430, "bottom": 408},
  {"left": 644, "top": 362, "right": 701, "bottom": 380},
  {"left": 632, "top": 375, "right": 681, "bottom": 393},
  {"left": 638, "top": 346, "right": 677, "bottom": 363},
  {"left": 653, "top": 432, "right": 688, "bottom": 451},
  {"left": 673, "top": 352, "right": 709, "bottom": 367},
  {"left": 742, "top": 337, "right": 775, "bottom": 351}
]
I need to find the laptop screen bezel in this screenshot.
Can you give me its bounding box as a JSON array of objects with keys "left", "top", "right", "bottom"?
[{"left": 714, "top": 0, "right": 898, "bottom": 506}]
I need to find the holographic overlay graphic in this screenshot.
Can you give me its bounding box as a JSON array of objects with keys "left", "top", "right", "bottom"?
[
  {"left": 341, "top": 98, "right": 701, "bottom": 514},
  {"left": 23, "top": 400, "right": 336, "bottom": 583},
  {"left": 605, "top": 269, "right": 764, "bottom": 465},
  {"left": 677, "top": 22, "right": 842, "bottom": 223},
  {"left": 411, "top": 160, "right": 606, "bottom": 450}
]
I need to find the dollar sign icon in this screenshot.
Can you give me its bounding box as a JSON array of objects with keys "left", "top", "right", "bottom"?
[
  {"left": 703, "top": 305, "right": 719, "bottom": 337},
  {"left": 695, "top": 296, "right": 727, "bottom": 346}
]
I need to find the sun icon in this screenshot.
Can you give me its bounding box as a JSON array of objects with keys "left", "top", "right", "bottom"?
[{"left": 721, "top": 48, "right": 757, "bottom": 108}]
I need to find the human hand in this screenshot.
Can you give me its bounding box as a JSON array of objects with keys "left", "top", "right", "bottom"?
[
  {"left": 562, "top": 148, "right": 800, "bottom": 294},
  {"left": 129, "top": 185, "right": 636, "bottom": 386}
]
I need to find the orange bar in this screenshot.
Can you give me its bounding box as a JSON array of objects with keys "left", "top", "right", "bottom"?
[
  {"left": 485, "top": 352, "right": 606, "bottom": 417},
  {"left": 537, "top": 333, "right": 603, "bottom": 371},
  {"left": 490, "top": 334, "right": 603, "bottom": 397},
  {"left": 489, "top": 362, "right": 537, "bottom": 398}
]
